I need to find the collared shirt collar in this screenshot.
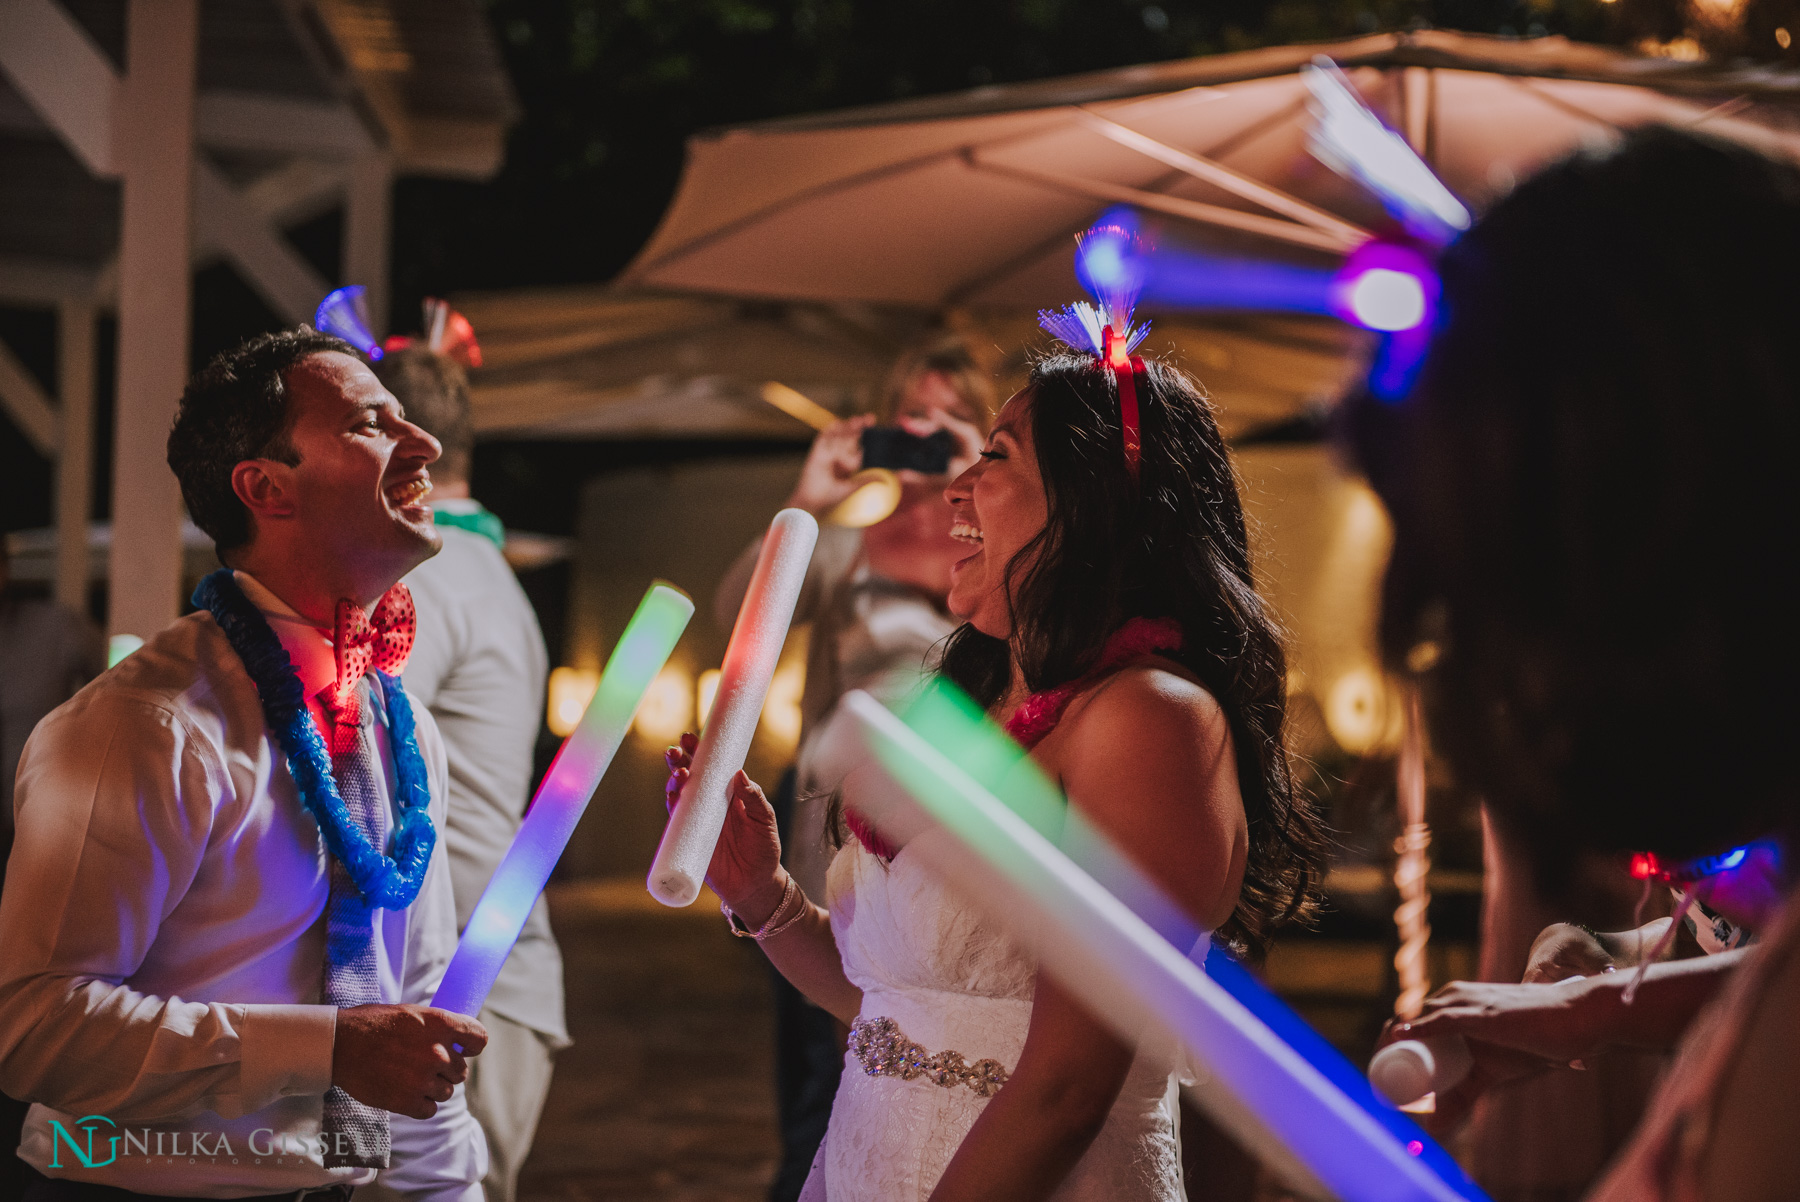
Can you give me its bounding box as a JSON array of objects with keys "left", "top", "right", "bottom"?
[{"left": 233, "top": 571, "right": 339, "bottom": 704}]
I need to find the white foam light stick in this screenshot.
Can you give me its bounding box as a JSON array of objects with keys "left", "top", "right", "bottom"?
[
  {"left": 433, "top": 583, "right": 694, "bottom": 1016},
  {"left": 648, "top": 508, "right": 819, "bottom": 906},
  {"left": 835, "top": 689, "right": 1483, "bottom": 1202}
]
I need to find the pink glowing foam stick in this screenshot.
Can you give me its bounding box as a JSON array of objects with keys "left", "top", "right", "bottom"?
[
  {"left": 648, "top": 508, "right": 818, "bottom": 906},
  {"left": 433, "top": 582, "right": 694, "bottom": 1016}
]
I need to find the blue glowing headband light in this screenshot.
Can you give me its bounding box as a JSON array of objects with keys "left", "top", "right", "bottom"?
[
  {"left": 315, "top": 285, "right": 383, "bottom": 360},
  {"left": 1301, "top": 57, "right": 1471, "bottom": 245}
]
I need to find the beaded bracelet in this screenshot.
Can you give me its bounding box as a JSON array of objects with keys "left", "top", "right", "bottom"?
[{"left": 722, "top": 873, "right": 809, "bottom": 941}]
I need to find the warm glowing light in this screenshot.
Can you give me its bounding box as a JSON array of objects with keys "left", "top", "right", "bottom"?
[
  {"left": 1778, "top": 26, "right": 1792, "bottom": 48},
  {"left": 1346, "top": 269, "right": 1427, "bottom": 331},
  {"left": 1326, "top": 667, "right": 1388, "bottom": 754},
  {"left": 760, "top": 656, "right": 805, "bottom": 749},
  {"left": 697, "top": 669, "right": 721, "bottom": 727},
  {"left": 635, "top": 664, "right": 694, "bottom": 744},
  {"left": 547, "top": 667, "right": 600, "bottom": 738},
  {"left": 825, "top": 469, "right": 902, "bottom": 528},
  {"left": 760, "top": 381, "right": 839, "bottom": 431}
]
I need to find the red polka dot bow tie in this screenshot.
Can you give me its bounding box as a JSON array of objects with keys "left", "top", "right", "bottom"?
[{"left": 320, "top": 584, "right": 416, "bottom": 739}]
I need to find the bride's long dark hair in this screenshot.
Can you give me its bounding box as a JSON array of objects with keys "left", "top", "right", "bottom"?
[{"left": 939, "top": 351, "right": 1326, "bottom": 958}]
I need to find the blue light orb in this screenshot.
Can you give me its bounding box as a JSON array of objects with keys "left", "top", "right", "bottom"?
[
  {"left": 1329, "top": 240, "right": 1438, "bottom": 334},
  {"left": 1346, "top": 268, "right": 1428, "bottom": 331},
  {"left": 1719, "top": 847, "right": 1749, "bottom": 871}
]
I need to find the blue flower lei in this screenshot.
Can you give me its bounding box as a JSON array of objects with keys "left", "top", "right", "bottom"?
[{"left": 193, "top": 569, "right": 435, "bottom": 909}]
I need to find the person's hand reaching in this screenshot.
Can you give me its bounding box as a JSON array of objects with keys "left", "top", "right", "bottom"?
[
  {"left": 1374, "top": 976, "right": 1613, "bottom": 1132},
  {"left": 1524, "top": 922, "right": 1621, "bottom": 983},
  {"left": 664, "top": 733, "right": 789, "bottom": 925},
  {"left": 787, "top": 416, "right": 875, "bottom": 517}
]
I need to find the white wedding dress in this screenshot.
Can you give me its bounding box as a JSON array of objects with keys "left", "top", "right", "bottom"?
[{"left": 799, "top": 839, "right": 1185, "bottom": 1200}]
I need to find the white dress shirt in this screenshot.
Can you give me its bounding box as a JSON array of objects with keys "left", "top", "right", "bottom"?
[
  {"left": 402, "top": 525, "right": 567, "bottom": 1045},
  {"left": 0, "top": 573, "right": 486, "bottom": 1200}
]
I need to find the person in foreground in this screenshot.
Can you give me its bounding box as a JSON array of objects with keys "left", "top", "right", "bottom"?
[
  {"left": 670, "top": 335, "right": 1328, "bottom": 1199},
  {"left": 0, "top": 328, "right": 488, "bottom": 1200},
  {"left": 1353, "top": 127, "right": 1800, "bottom": 1199}
]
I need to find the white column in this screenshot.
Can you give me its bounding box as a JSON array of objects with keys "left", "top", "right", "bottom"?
[
  {"left": 344, "top": 150, "right": 394, "bottom": 337},
  {"left": 55, "top": 299, "right": 95, "bottom": 610},
  {"left": 108, "top": 0, "right": 197, "bottom": 639}
]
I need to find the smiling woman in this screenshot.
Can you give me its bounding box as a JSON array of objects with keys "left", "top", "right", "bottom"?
[{"left": 666, "top": 333, "right": 1328, "bottom": 1201}]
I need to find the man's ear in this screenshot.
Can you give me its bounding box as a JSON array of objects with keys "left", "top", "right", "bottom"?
[{"left": 231, "top": 459, "right": 297, "bottom": 521}]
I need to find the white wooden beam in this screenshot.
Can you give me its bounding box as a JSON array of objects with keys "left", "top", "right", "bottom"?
[
  {"left": 344, "top": 150, "right": 393, "bottom": 335},
  {"left": 196, "top": 89, "right": 373, "bottom": 157},
  {"left": 194, "top": 161, "right": 330, "bottom": 324},
  {"left": 55, "top": 299, "right": 95, "bottom": 608},
  {"left": 0, "top": 0, "right": 119, "bottom": 175},
  {"left": 0, "top": 335, "right": 59, "bottom": 456},
  {"left": 109, "top": 0, "right": 197, "bottom": 640},
  {"left": 0, "top": 256, "right": 102, "bottom": 306}
]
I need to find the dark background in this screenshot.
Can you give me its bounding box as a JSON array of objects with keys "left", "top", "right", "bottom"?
[{"left": 3, "top": 0, "right": 1792, "bottom": 540}]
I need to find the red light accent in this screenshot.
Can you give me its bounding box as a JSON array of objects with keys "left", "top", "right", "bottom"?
[
  {"left": 1630, "top": 852, "right": 1661, "bottom": 880},
  {"left": 1103, "top": 326, "right": 1130, "bottom": 369}
]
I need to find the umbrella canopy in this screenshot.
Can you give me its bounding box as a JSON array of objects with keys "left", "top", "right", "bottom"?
[
  {"left": 621, "top": 30, "right": 1800, "bottom": 309},
  {"left": 453, "top": 284, "right": 1362, "bottom": 442}
]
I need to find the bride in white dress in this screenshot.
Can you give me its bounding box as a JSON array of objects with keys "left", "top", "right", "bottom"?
[{"left": 665, "top": 344, "right": 1327, "bottom": 1201}]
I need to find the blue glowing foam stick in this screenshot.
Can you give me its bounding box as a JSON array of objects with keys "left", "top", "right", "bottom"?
[
  {"left": 432, "top": 583, "right": 694, "bottom": 1016},
  {"left": 835, "top": 683, "right": 1488, "bottom": 1202},
  {"left": 315, "top": 285, "right": 383, "bottom": 359},
  {"left": 1301, "top": 58, "right": 1471, "bottom": 244}
]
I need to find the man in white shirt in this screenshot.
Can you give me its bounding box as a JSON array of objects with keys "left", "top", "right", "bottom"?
[
  {"left": 0, "top": 328, "right": 489, "bottom": 1201},
  {"left": 375, "top": 346, "right": 568, "bottom": 1202}
]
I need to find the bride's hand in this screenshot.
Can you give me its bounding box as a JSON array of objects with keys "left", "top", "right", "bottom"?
[{"left": 663, "top": 734, "right": 788, "bottom": 923}]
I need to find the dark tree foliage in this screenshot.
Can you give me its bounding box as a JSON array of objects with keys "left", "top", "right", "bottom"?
[{"left": 389, "top": 0, "right": 1634, "bottom": 311}]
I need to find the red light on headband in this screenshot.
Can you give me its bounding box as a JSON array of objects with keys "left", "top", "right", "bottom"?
[{"left": 1102, "top": 325, "right": 1143, "bottom": 480}]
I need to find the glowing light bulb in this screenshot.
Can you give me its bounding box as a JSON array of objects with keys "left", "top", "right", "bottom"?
[
  {"left": 547, "top": 667, "right": 599, "bottom": 738},
  {"left": 1346, "top": 269, "right": 1428, "bottom": 331},
  {"left": 697, "top": 669, "right": 721, "bottom": 727}
]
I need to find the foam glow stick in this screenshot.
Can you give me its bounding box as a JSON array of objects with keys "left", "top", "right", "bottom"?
[
  {"left": 432, "top": 583, "right": 694, "bottom": 1016},
  {"left": 648, "top": 509, "right": 818, "bottom": 906},
  {"left": 1301, "top": 57, "right": 1471, "bottom": 243},
  {"left": 835, "top": 687, "right": 1487, "bottom": 1202}
]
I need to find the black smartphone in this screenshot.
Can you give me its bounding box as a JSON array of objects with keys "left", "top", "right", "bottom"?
[{"left": 860, "top": 426, "right": 956, "bottom": 474}]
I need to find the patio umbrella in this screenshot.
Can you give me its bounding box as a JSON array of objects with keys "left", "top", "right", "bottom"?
[
  {"left": 620, "top": 29, "right": 1800, "bottom": 310},
  {"left": 453, "top": 286, "right": 1365, "bottom": 442}
]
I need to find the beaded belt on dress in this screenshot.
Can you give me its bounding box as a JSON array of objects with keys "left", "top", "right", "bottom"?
[{"left": 849, "top": 1015, "right": 1011, "bottom": 1098}]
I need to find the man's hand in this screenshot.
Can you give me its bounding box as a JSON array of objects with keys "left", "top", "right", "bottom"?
[{"left": 332, "top": 1004, "right": 488, "bottom": 1120}]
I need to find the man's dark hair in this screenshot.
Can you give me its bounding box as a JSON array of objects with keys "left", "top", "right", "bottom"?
[
  {"left": 166, "top": 326, "right": 355, "bottom": 553},
  {"left": 372, "top": 346, "right": 473, "bottom": 483}
]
